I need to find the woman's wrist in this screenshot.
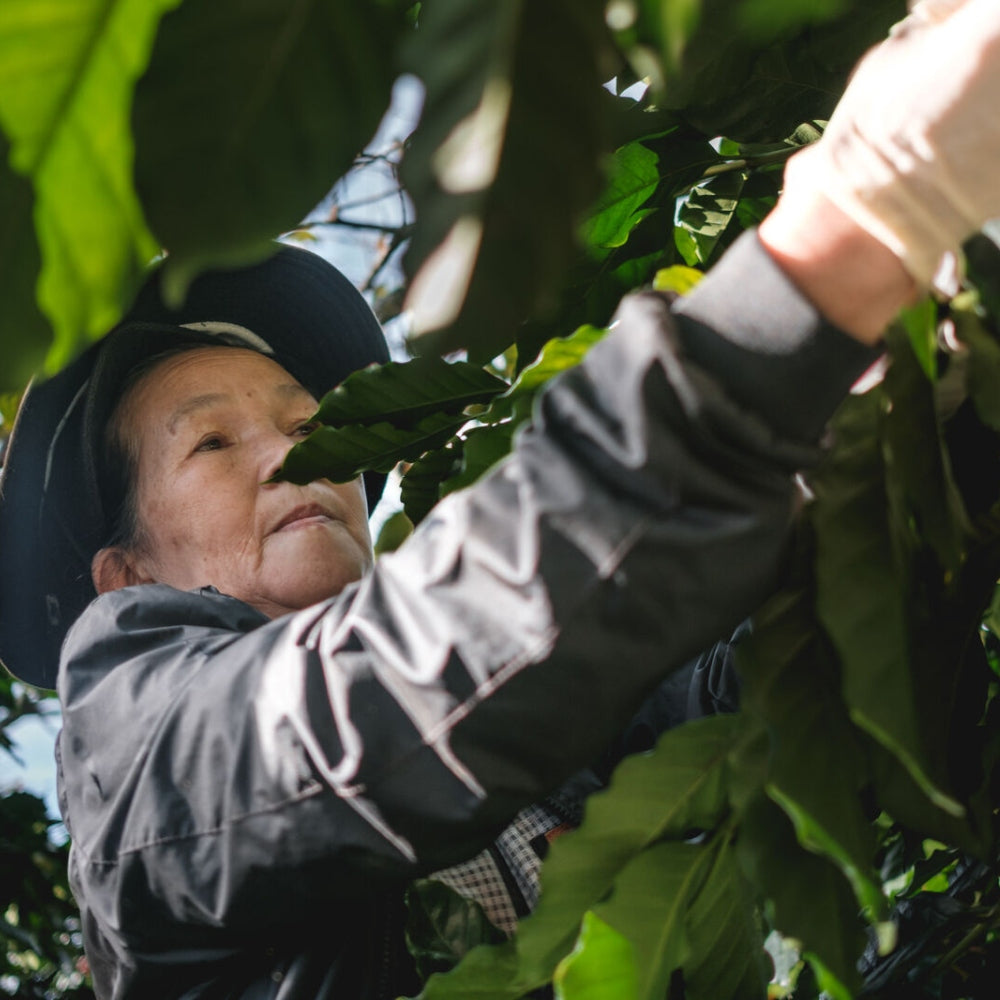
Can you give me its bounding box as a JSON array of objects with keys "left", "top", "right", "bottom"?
[{"left": 758, "top": 179, "right": 919, "bottom": 346}]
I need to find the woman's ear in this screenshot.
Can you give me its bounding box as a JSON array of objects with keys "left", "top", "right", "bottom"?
[{"left": 91, "top": 547, "right": 153, "bottom": 594}]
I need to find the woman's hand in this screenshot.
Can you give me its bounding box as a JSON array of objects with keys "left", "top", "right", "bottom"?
[{"left": 760, "top": 0, "right": 1000, "bottom": 344}]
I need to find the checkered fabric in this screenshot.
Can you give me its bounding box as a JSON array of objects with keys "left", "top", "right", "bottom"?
[{"left": 429, "top": 802, "right": 569, "bottom": 935}]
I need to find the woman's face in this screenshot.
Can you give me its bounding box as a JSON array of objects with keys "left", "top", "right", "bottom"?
[{"left": 111, "top": 346, "right": 373, "bottom": 617}]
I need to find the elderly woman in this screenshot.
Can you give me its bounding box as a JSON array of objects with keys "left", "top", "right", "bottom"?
[{"left": 1, "top": 4, "right": 998, "bottom": 997}]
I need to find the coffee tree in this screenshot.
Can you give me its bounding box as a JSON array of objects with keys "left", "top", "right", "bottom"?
[{"left": 4, "top": 1, "right": 1000, "bottom": 997}]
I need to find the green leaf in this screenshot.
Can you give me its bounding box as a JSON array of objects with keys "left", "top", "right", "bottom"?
[
  {"left": 401, "top": 445, "right": 463, "bottom": 525},
  {"left": 809, "top": 390, "right": 961, "bottom": 816},
  {"left": 553, "top": 911, "right": 638, "bottom": 1000},
  {"left": 638, "top": 0, "right": 905, "bottom": 143},
  {"left": 594, "top": 841, "right": 712, "bottom": 1000},
  {"left": 278, "top": 412, "right": 466, "bottom": 484},
  {"left": 414, "top": 716, "right": 743, "bottom": 1000},
  {"left": 515, "top": 715, "right": 743, "bottom": 984},
  {"left": 373, "top": 509, "right": 413, "bottom": 555},
  {"left": 675, "top": 171, "right": 745, "bottom": 266},
  {"left": 494, "top": 325, "right": 607, "bottom": 416},
  {"left": 0, "top": 0, "right": 176, "bottom": 368},
  {"left": 315, "top": 357, "right": 507, "bottom": 430},
  {"left": 405, "top": 879, "right": 506, "bottom": 982},
  {"left": 953, "top": 297, "right": 1000, "bottom": 433},
  {"left": 738, "top": 587, "right": 885, "bottom": 920},
  {"left": 580, "top": 139, "right": 660, "bottom": 250},
  {"left": 133, "top": 0, "right": 397, "bottom": 278},
  {"left": 415, "top": 938, "right": 524, "bottom": 1000},
  {"left": 681, "top": 840, "right": 767, "bottom": 1000},
  {"left": 402, "top": 0, "right": 618, "bottom": 360},
  {"left": 898, "top": 298, "right": 938, "bottom": 381},
  {"left": 652, "top": 265, "right": 703, "bottom": 296},
  {"left": 0, "top": 129, "right": 49, "bottom": 390},
  {"left": 737, "top": 794, "right": 864, "bottom": 997},
  {"left": 439, "top": 422, "right": 516, "bottom": 496}
]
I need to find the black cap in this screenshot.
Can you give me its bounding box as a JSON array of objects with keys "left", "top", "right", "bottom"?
[{"left": 0, "top": 245, "right": 389, "bottom": 689}]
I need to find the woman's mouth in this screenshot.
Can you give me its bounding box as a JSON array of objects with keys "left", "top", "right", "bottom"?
[{"left": 274, "top": 504, "right": 333, "bottom": 531}]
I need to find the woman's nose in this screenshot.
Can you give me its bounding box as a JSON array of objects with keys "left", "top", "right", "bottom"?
[{"left": 261, "top": 426, "right": 299, "bottom": 483}]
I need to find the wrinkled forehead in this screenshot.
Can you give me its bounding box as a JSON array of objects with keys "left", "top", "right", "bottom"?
[{"left": 118, "top": 345, "right": 317, "bottom": 440}]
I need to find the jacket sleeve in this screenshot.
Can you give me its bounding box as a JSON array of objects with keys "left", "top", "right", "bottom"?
[{"left": 57, "top": 231, "right": 878, "bottom": 951}]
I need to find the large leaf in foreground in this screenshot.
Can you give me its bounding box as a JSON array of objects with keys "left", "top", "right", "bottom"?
[
  {"left": 680, "top": 840, "right": 767, "bottom": 1000},
  {"left": 738, "top": 587, "right": 884, "bottom": 919},
  {"left": 594, "top": 841, "right": 711, "bottom": 1000},
  {"left": 0, "top": 0, "right": 174, "bottom": 368},
  {"left": 415, "top": 715, "right": 742, "bottom": 999},
  {"left": 133, "top": 0, "right": 396, "bottom": 287},
  {"left": 402, "top": 0, "right": 617, "bottom": 360},
  {"left": 809, "top": 389, "right": 957, "bottom": 814},
  {"left": 552, "top": 912, "right": 638, "bottom": 1000},
  {"left": 0, "top": 130, "right": 48, "bottom": 390},
  {"left": 737, "top": 794, "right": 864, "bottom": 999}
]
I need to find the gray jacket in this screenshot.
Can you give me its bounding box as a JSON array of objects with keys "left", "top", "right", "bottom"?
[{"left": 56, "top": 233, "right": 877, "bottom": 999}]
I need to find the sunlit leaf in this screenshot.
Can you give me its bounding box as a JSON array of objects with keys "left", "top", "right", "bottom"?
[
  {"left": 580, "top": 139, "right": 661, "bottom": 250},
  {"left": 553, "top": 911, "right": 638, "bottom": 1000},
  {"left": 0, "top": 0, "right": 177, "bottom": 369},
  {"left": 652, "top": 265, "right": 703, "bottom": 296},
  {"left": 594, "top": 841, "right": 710, "bottom": 1000},
  {"left": 675, "top": 171, "right": 745, "bottom": 266}
]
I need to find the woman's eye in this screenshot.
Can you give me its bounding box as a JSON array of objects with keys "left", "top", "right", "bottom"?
[
  {"left": 194, "top": 435, "right": 226, "bottom": 453},
  {"left": 294, "top": 421, "right": 320, "bottom": 437}
]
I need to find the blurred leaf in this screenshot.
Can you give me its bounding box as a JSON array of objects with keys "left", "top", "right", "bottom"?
[
  {"left": 898, "top": 298, "right": 938, "bottom": 382},
  {"left": 636, "top": 0, "right": 905, "bottom": 142},
  {"left": 953, "top": 298, "right": 1000, "bottom": 433},
  {"left": 552, "top": 911, "right": 638, "bottom": 1000},
  {"left": 315, "top": 357, "right": 507, "bottom": 429},
  {"left": 0, "top": 0, "right": 175, "bottom": 370},
  {"left": 964, "top": 231, "right": 1000, "bottom": 323},
  {"left": 652, "top": 265, "right": 703, "bottom": 296},
  {"left": 402, "top": 0, "right": 618, "bottom": 360},
  {"left": 279, "top": 413, "right": 466, "bottom": 484},
  {"left": 0, "top": 130, "right": 49, "bottom": 390},
  {"left": 133, "top": 0, "right": 397, "bottom": 283},
  {"left": 675, "top": 171, "right": 745, "bottom": 266}
]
